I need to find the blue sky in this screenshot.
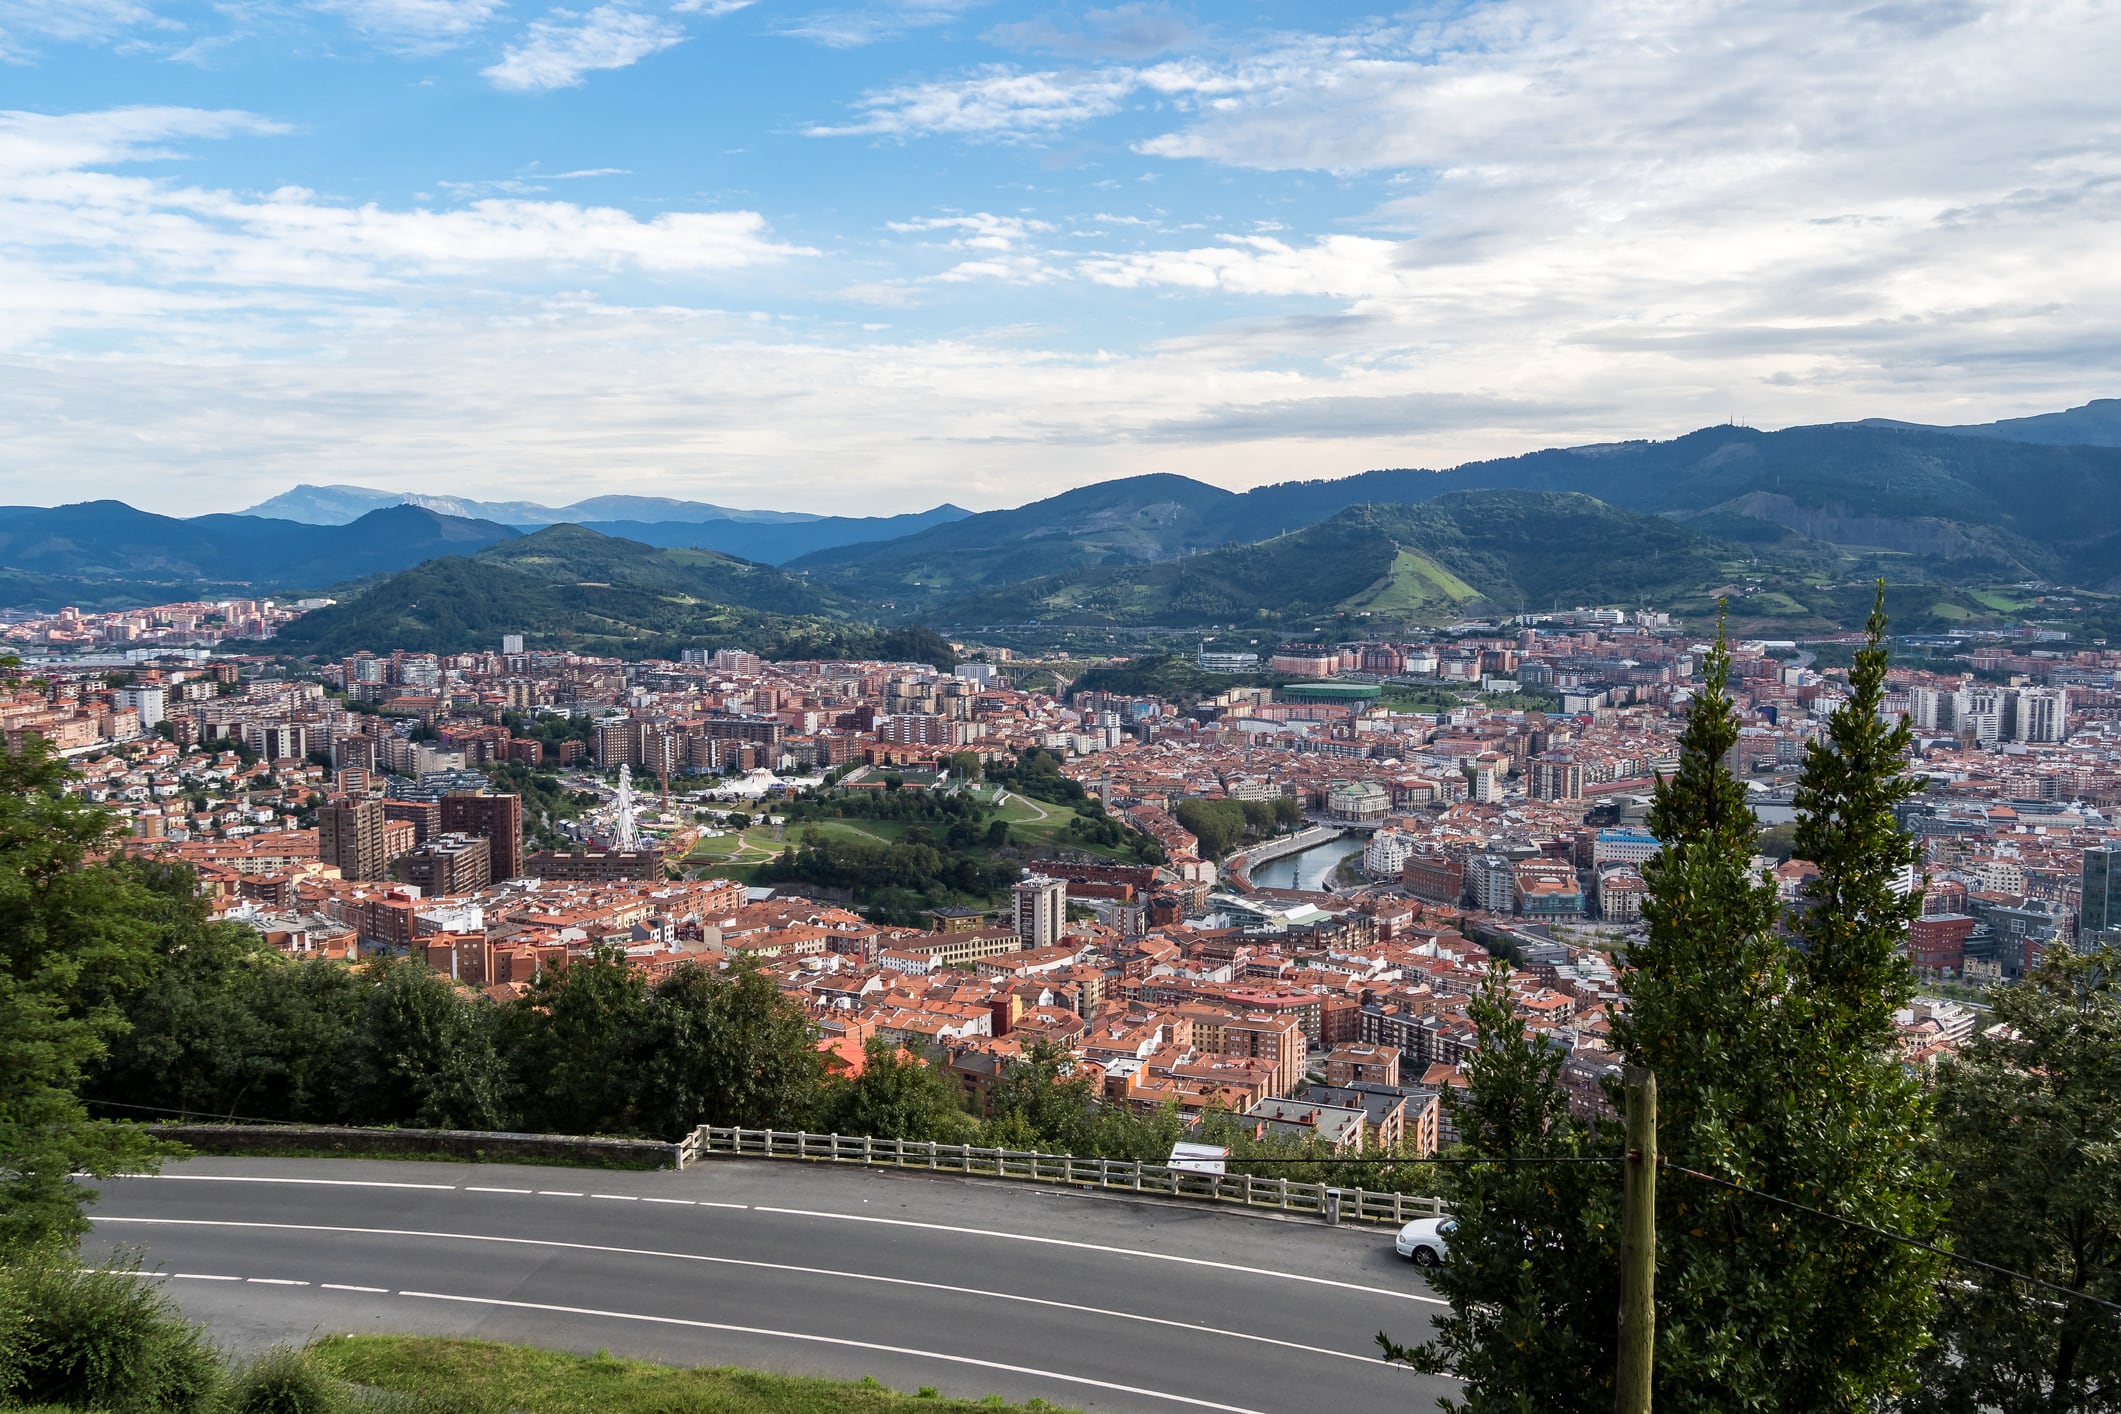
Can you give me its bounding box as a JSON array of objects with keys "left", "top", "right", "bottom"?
[{"left": 1, "top": 0, "right": 2116, "bottom": 516}]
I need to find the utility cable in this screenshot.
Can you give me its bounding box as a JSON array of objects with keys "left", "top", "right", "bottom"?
[{"left": 1663, "top": 1160, "right": 2121, "bottom": 1316}]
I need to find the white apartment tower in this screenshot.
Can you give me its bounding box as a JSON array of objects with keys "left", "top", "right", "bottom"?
[{"left": 1011, "top": 874, "right": 1068, "bottom": 949}]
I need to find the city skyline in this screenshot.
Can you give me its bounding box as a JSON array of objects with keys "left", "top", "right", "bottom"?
[{"left": 2, "top": 0, "right": 2117, "bottom": 515}]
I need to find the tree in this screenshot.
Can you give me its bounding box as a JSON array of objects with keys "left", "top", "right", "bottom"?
[
  {"left": 629, "top": 963, "right": 826, "bottom": 1136},
  {"left": 1601, "top": 616, "right": 1824, "bottom": 1405},
  {"left": 1381, "top": 963, "right": 1619, "bottom": 1412},
  {"left": 0, "top": 738, "right": 166, "bottom": 1256},
  {"left": 1772, "top": 585, "right": 1947, "bottom": 1405},
  {"left": 1907, "top": 942, "right": 2121, "bottom": 1413},
  {"left": 823, "top": 1040, "right": 975, "bottom": 1143},
  {"left": 86, "top": 872, "right": 359, "bottom": 1126},
  {"left": 985, "top": 1040, "right": 1100, "bottom": 1153},
  {"left": 338, "top": 958, "right": 509, "bottom": 1130},
  {"left": 504, "top": 950, "right": 649, "bottom": 1135}
]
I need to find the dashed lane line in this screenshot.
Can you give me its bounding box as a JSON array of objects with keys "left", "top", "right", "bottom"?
[
  {"left": 751, "top": 1206, "right": 1444, "bottom": 1305},
  {"left": 146, "top": 1175, "right": 456, "bottom": 1191},
  {"left": 92, "top": 1217, "right": 1411, "bottom": 1361}
]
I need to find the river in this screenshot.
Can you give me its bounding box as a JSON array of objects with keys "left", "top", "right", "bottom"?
[{"left": 1249, "top": 834, "right": 1362, "bottom": 891}]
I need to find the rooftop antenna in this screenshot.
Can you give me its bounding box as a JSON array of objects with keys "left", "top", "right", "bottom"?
[{"left": 614, "top": 764, "right": 642, "bottom": 852}]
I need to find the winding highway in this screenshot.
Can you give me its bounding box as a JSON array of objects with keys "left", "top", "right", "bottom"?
[{"left": 82, "top": 1157, "right": 1455, "bottom": 1413}]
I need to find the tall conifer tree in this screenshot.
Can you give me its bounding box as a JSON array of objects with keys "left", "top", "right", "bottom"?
[
  {"left": 1607, "top": 614, "right": 1795, "bottom": 1402},
  {"left": 1774, "top": 586, "right": 1946, "bottom": 1406}
]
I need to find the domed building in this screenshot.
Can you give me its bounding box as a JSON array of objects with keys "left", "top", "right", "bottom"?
[{"left": 1326, "top": 780, "right": 1389, "bottom": 824}]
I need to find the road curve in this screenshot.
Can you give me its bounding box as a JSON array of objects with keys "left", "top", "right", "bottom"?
[{"left": 82, "top": 1156, "right": 1455, "bottom": 1414}]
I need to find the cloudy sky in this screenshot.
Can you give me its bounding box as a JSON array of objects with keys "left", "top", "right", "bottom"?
[{"left": 1, "top": 0, "right": 2116, "bottom": 516}]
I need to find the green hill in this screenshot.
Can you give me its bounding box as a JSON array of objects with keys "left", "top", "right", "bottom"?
[
  {"left": 933, "top": 492, "right": 1742, "bottom": 628},
  {"left": 273, "top": 525, "right": 951, "bottom": 664},
  {"left": 794, "top": 420, "right": 2121, "bottom": 607},
  {"left": 928, "top": 490, "right": 2030, "bottom": 634}
]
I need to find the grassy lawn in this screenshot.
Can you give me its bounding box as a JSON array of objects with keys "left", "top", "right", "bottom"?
[{"left": 309, "top": 1336, "right": 1080, "bottom": 1413}]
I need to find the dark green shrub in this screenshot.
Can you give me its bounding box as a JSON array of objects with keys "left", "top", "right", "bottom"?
[
  {"left": 0, "top": 1257, "right": 222, "bottom": 1412},
  {"left": 225, "top": 1344, "right": 352, "bottom": 1414}
]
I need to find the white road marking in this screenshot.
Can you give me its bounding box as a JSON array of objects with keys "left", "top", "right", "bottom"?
[
  {"left": 91, "top": 1218, "right": 1407, "bottom": 1363},
  {"left": 105, "top": 1174, "right": 1432, "bottom": 1304},
  {"left": 145, "top": 1175, "right": 456, "bottom": 1191},
  {"left": 641, "top": 1197, "right": 696, "bottom": 1206},
  {"left": 591, "top": 1194, "right": 639, "bottom": 1202},
  {"left": 321, "top": 1284, "right": 390, "bottom": 1294},
  {"left": 752, "top": 1206, "right": 1443, "bottom": 1305},
  {"left": 246, "top": 1278, "right": 308, "bottom": 1286},
  {"left": 397, "top": 1289, "right": 1277, "bottom": 1414},
  {"left": 173, "top": 1273, "right": 240, "bottom": 1281}
]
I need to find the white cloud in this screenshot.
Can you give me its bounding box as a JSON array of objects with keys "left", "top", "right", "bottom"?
[
  {"left": 0, "top": 105, "right": 812, "bottom": 341},
  {"left": 308, "top": 0, "right": 503, "bottom": 41},
  {"left": 0, "top": 0, "right": 163, "bottom": 56},
  {"left": 811, "top": 65, "right": 1138, "bottom": 137},
  {"left": 672, "top": 0, "right": 754, "bottom": 13},
  {"left": 777, "top": 0, "right": 982, "bottom": 49},
  {"left": 886, "top": 212, "right": 1054, "bottom": 251},
  {"left": 484, "top": 4, "right": 684, "bottom": 91}
]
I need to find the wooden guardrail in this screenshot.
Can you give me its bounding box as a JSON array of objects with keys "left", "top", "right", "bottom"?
[{"left": 677, "top": 1125, "right": 1446, "bottom": 1225}]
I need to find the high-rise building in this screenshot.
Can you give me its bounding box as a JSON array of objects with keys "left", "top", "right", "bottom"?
[
  {"left": 2014, "top": 687, "right": 2069, "bottom": 744},
  {"left": 500, "top": 634, "right": 524, "bottom": 655},
  {"left": 113, "top": 685, "right": 167, "bottom": 728},
  {"left": 1011, "top": 874, "right": 1067, "bottom": 949},
  {"left": 2080, "top": 843, "right": 2121, "bottom": 940},
  {"left": 318, "top": 798, "right": 389, "bottom": 881},
  {"left": 440, "top": 791, "right": 524, "bottom": 882},
  {"left": 1526, "top": 752, "right": 1583, "bottom": 801},
  {"left": 395, "top": 833, "right": 491, "bottom": 896}
]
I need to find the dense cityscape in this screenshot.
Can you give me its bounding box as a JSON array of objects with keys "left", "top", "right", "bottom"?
[{"left": 10, "top": 595, "right": 2114, "bottom": 1144}]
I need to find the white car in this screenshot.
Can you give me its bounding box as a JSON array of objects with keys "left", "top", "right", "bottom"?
[{"left": 1395, "top": 1217, "right": 1455, "bottom": 1266}]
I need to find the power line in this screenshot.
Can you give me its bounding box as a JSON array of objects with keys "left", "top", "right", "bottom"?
[
  {"left": 1664, "top": 1161, "right": 2121, "bottom": 1316},
  {"left": 86, "top": 1099, "right": 307, "bottom": 1127}
]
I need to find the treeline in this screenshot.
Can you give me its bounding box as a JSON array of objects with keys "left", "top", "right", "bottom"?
[
  {"left": 781, "top": 782, "right": 998, "bottom": 827},
  {"left": 983, "top": 746, "right": 1088, "bottom": 805},
  {"left": 757, "top": 831, "right": 1018, "bottom": 924},
  {"left": 1174, "top": 795, "right": 1304, "bottom": 858}
]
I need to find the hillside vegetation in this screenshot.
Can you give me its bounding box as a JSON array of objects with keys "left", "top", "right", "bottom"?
[
  {"left": 273, "top": 525, "right": 953, "bottom": 664},
  {"left": 936, "top": 492, "right": 1747, "bottom": 629},
  {"left": 791, "top": 420, "right": 2121, "bottom": 613}
]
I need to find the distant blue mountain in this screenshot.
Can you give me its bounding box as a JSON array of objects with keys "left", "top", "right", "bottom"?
[
  {"left": 0, "top": 501, "right": 518, "bottom": 594},
  {"left": 572, "top": 504, "right": 971, "bottom": 563},
  {"left": 242, "top": 483, "right": 832, "bottom": 527}
]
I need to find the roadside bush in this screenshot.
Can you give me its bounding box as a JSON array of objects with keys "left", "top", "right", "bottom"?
[
  {"left": 225, "top": 1344, "right": 354, "bottom": 1414},
  {"left": 0, "top": 1257, "right": 222, "bottom": 1413}
]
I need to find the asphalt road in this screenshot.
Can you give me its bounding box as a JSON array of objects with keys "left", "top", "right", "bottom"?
[{"left": 82, "top": 1157, "right": 1456, "bottom": 1414}]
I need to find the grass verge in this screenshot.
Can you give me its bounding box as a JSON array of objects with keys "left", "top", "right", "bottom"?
[{"left": 308, "top": 1336, "right": 1081, "bottom": 1414}]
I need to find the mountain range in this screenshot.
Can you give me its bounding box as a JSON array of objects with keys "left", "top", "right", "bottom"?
[
  {"left": 784, "top": 418, "right": 2121, "bottom": 612},
  {"left": 238, "top": 483, "right": 971, "bottom": 565},
  {"left": 270, "top": 525, "right": 950, "bottom": 663},
  {"left": 0, "top": 501, "right": 518, "bottom": 597},
  {"left": 8, "top": 399, "right": 2120, "bottom": 642}
]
